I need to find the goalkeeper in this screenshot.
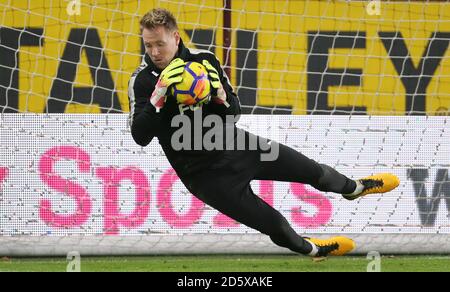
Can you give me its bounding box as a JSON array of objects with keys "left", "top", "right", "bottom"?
[{"left": 129, "top": 8, "right": 400, "bottom": 257}]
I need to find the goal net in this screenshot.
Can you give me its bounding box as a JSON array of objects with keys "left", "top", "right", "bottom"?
[{"left": 0, "top": 0, "right": 449, "bottom": 256}]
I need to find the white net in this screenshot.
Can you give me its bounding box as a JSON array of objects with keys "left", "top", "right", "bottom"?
[{"left": 0, "top": 0, "right": 450, "bottom": 255}]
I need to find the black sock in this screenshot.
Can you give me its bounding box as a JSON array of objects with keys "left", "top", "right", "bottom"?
[{"left": 342, "top": 179, "right": 357, "bottom": 194}]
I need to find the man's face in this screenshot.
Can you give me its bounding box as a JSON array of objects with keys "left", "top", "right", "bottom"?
[{"left": 142, "top": 26, "right": 180, "bottom": 69}]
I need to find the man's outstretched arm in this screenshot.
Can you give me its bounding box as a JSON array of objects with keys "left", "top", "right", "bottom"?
[{"left": 128, "top": 78, "right": 162, "bottom": 147}]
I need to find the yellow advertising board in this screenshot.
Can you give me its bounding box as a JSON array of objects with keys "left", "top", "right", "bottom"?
[{"left": 1, "top": 0, "right": 449, "bottom": 115}]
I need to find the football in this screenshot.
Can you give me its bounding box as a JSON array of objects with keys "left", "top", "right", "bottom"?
[{"left": 171, "top": 61, "right": 211, "bottom": 105}]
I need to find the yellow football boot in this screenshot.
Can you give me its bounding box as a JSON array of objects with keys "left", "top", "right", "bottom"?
[
  {"left": 343, "top": 173, "right": 400, "bottom": 201},
  {"left": 306, "top": 236, "right": 356, "bottom": 257}
]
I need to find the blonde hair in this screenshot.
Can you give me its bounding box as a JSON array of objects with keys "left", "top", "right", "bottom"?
[{"left": 140, "top": 8, "right": 178, "bottom": 32}]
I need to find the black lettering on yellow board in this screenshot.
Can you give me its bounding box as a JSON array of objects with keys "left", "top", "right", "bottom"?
[
  {"left": 0, "top": 27, "right": 44, "bottom": 113},
  {"left": 379, "top": 32, "right": 450, "bottom": 116},
  {"left": 46, "top": 28, "right": 121, "bottom": 113},
  {"left": 307, "top": 31, "right": 366, "bottom": 115},
  {"left": 1, "top": 27, "right": 449, "bottom": 115},
  {"left": 307, "top": 31, "right": 450, "bottom": 115}
]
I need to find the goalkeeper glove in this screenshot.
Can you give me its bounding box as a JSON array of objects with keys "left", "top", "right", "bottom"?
[
  {"left": 150, "top": 58, "right": 186, "bottom": 112},
  {"left": 202, "top": 59, "right": 230, "bottom": 108}
]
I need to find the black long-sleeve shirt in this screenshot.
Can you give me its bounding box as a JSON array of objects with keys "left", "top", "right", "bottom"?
[{"left": 128, "top": 39, "right": 242, "bottom": 178}]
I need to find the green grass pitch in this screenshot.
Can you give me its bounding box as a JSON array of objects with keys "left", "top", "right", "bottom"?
[{"left": 0, "top": 255, "right": 449, "bottom": 272}]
